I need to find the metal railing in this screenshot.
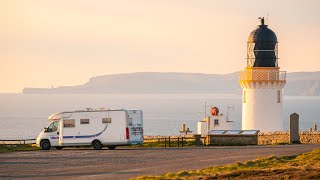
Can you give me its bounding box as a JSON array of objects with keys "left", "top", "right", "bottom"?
[
  {"left": 143, "top": 136, "right": 199, "bottom": 147},
  {"left": 239, "top": 69, "right": 286, "bottom": 82},
  {"left": 0, "top": 139, "right": 36, "bottom": 145},
  {"left": 0, "top": 136, "right": 199, "bottom": 147}
]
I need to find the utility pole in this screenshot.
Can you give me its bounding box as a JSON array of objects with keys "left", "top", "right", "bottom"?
[
  {"left": 226, "top": 99, "right": 234, "bottom": 122},
  {"left": 204, "top": 100, "right": 211, "bottom": 118}
]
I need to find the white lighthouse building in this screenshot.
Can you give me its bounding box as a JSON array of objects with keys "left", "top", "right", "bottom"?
[{"left": 239, "top": 18, "right": 286, "bottom": 132}]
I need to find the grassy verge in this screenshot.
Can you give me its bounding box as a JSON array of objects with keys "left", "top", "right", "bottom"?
[
  {"left": 126, "top": 139, "right": 197, "bottom": 148},
  {"left": 0, "top": 144, "right": 40, "bottom": 153},
  {"left": 132, "top": 148, "right": 320, "bottom": 179}
]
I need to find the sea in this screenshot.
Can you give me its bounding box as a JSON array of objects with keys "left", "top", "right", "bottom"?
[{"left": 0, "top": 94, "right": 319, "bottom": 139}]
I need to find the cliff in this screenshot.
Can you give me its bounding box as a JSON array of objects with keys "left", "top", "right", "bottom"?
[{"left": 23, "top": 72, "right": 320, "bottom": 95}]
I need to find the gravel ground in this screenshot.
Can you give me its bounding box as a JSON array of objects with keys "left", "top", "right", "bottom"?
[{"left": 0, "top": 144, "right": 319, "bottom": 180}]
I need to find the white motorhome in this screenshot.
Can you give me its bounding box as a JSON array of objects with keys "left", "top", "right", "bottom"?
[{"left": 36, "top": 109, "right": 143, "bottom": 150}]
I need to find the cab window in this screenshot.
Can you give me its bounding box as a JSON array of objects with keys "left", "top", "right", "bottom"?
[
  {"left": 46, "top": 121, "right": 59, "bottom": 132},
  {"left": 52, "top": 121, "right": 59, "bottom": 131}
]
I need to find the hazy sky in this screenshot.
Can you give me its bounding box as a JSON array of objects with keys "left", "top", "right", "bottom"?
[{"left": 1, "top": 0, "right": 320, "bottom": 93}]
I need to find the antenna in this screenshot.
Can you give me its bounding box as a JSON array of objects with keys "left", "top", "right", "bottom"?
[
  {"left": 203, "top": 100, "right": 211, "bottom": 118},
  {"left": 266, "top": 13, "right": 269, "bottom": 25},
  {"left": 204, "top": 100, "right": 207, "bottom": 117},
  {"left": 226, "top": 99, "right": 234, "bottom": 122},
  {"left": 204, "top": 101, "right": 206, "bottom": 117}
]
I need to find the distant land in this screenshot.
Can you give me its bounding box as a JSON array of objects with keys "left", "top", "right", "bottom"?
[{"left": 23, "top": 72, "right": 320, "bottom": 96}]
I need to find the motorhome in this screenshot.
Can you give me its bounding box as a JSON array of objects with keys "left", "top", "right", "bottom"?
[{"left": 36, "top": 109, "right": 143, "bottom": 150}]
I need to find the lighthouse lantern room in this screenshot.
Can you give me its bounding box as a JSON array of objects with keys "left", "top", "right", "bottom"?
[{"left": 239, "top": 17, "right": 286, "bottom": 132}]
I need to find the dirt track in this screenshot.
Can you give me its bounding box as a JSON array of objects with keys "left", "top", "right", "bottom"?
[{"left": 0, "top": 144, "right": 319, "bottom": 180}]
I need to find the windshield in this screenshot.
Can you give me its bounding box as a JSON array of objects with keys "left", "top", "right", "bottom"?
[{"left": 46, "top": 121, "right": 59, "bottom": 132}]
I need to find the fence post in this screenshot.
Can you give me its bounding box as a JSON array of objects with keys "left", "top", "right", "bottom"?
[
  {"left": 168, "top": 137, "right": 170, "bottom": 147},
  {"left": 164, "top": 137, "right": 167, "bottom": 148},
  {"left": 178, "top": 137, "right": 180, "bottom": 147},
  {"left": 182, "top": 137, "right": 184, "bottom": 147}
]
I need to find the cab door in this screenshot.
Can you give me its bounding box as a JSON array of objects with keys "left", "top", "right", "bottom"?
[{"left": 45, "top": 121, "right": 60, "bottom": 146}]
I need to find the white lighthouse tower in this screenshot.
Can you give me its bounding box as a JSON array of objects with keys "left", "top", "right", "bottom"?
[{"left": 239, "top": 18, "right": 286, "bottom": 132}]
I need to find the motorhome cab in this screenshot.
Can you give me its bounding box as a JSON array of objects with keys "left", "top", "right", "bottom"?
[{"left": 36, "top": 109, "right": 143, "bottom": 150}]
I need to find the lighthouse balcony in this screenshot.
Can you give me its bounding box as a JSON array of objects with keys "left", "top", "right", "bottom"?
[{"left": 239, "top": 68, "right": 286, "bottom": 83}]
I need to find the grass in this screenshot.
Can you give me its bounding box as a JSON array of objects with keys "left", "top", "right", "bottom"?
[
  {"left": 132, "top": 148, "right": 320, "bottom": 179},
  {"left": 126, "top": 139, "right": 197, "bottom": 148},
  {"left": 0, "top": 139, "right": 196, "bottom": 153},
  {"left": 0, "top": 144, "right": 40, "bottom": 153}
]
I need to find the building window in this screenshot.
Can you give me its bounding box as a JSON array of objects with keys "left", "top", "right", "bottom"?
[
  {"left": 64, "top": 119, "right": 75, "bottom": 128},
  {"left": 277, "top": 90, "right": 281, "bottom": 103},
  {"left": 214, "top": 119, "right": 219, "bottom": 126},
  {"left": 243, "top": 90, "right": 246, "bottom": 103},
  {"left": 102, "top": 118, "right": 112, "bottom": 123},
  {"left": 80, "top": 119, "right": 89, "bottom": 124}
]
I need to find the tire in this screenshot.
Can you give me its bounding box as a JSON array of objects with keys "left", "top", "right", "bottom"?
[
  {"left": 55, "top": 146, "right": 63, "bottom": 150},
  {"left": 107, "top": 145, "right": 116, "bottom": 150},
  {"left": 92, "top": 140, "right": 102, "bottom": 150},
  {"left": 41, "top": 140, "right": 51, "bottom": 150}
]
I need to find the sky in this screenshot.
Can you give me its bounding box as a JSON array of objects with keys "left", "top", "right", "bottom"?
[{"left": 0, "top": 0, "right": 320, "bottom": 93}]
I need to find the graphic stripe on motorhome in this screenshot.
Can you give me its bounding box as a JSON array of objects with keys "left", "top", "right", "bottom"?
[{"left": 50, "top": 125, "right": 108, "bottom": 139}]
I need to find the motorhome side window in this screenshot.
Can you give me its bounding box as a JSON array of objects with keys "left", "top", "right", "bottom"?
[
  {"left": 64, "top": 119, "right": 75, "bottom": 128},
  {"left": 80, "top": 119, "right": 90, "bottom": 124},
  {"left": 102, "top": 118, "right": 111, "bottom": 123}
]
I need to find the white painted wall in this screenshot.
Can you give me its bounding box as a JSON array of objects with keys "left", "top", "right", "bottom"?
[
  {"left": 211, "top": 116, "right": 233, "bottom": 130},
  {"left": 242, "top": 88, "right": 283, "bottom": 132},
  {"left": 197, "top": 121, "right": 207, "bottom": 134},
  {"left": 197, "top": 115, "right": 234, "bottom": 135}
]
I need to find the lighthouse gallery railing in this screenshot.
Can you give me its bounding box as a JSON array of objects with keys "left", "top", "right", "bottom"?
[{"left": 239, "top": 69, "right": 286, "bottom": 82}]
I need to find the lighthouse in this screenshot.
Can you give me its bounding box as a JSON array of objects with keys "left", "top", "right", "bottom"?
[{"left": 239, "top": 17, "right": 286, "bottom": 132}]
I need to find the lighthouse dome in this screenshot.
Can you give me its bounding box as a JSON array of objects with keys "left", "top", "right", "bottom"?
[
  {"left": 247, "top": 17, "right": 278, "bottom": 67},
  {"left": 248, "top": 23, "right": 277, "bottom": 43}
]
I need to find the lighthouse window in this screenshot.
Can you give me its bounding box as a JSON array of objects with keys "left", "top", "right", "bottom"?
[
  {"left": 243, "top": 90, "right": 246, "bottom": 103},
  {"left": 277, "top": 90, "right": 281, "bottom": 103}
]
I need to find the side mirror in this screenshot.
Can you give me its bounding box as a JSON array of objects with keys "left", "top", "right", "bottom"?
[{"left": 44, "top": 127, "right": 48, "bottom": 132}]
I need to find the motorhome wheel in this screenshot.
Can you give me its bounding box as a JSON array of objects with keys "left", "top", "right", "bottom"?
[
  {"left": 41, "top": 140, "right": 51, "bottom": 150},
  {"left": 92, "top": 140, "right": 102, "bottom": 150}
]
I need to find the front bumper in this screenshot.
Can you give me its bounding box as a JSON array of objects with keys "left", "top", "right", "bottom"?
[{"left": 36, "top": 137, "right": 41, "bottom": 147}]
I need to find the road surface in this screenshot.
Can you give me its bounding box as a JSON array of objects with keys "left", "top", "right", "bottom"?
[{"left": 0, "top": 144, "right": 319, "bottom": 179}]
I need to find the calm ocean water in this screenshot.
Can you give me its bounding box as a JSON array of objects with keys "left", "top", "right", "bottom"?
[{"left": 0, "top": 94, "right": 319, "bottom": 139}]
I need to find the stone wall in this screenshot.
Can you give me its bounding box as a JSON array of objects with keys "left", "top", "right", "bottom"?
[
  {"left": 299, "top": 132, "right": 320, "bottom": 144},
  {"left": 258, "top": 131, "right": 320, "bottom": 145},
  {"left": 206, "top": 135, "right": 258, "bottom": 145}
]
